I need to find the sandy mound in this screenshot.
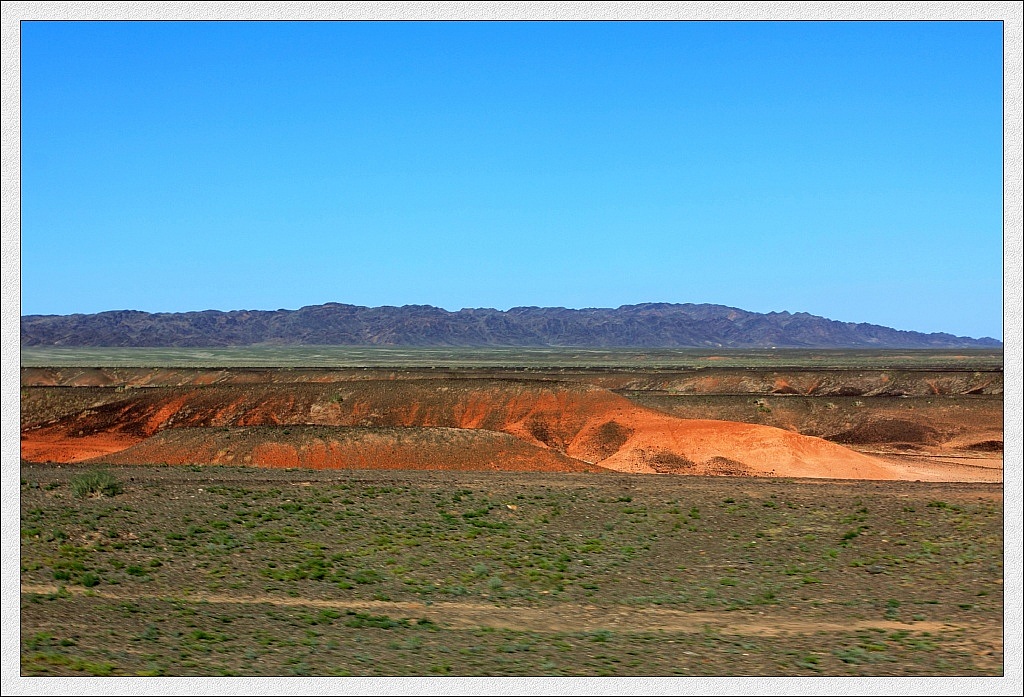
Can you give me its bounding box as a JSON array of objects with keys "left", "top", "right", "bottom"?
[
  {"left": 87, "top": 425, "right": 606, "bottom": 473},
  {"left": 567, "top": 414, "right": 898, "bottom": 478}
]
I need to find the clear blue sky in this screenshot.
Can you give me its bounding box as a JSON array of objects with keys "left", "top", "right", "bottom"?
[{"left": 20, "top": 20, "right": 1004, "bottom": 339}]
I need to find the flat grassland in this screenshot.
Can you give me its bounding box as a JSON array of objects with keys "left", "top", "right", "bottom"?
[
  {"left": 19, "top": 348, "right": 1004, "bottom": 677},
  {"left": 18, "top": 345, "right": 1007, "bottom": 370}
]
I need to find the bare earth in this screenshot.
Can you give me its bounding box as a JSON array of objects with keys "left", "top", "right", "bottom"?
[{"left": 19, "top": 366, "right": 1002, "bottom": 483}]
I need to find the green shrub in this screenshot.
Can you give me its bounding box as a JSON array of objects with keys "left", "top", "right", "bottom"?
[
  {"left": 344, "top": 611, "right": 408, "bottom": 629},
  {"left": 70, "top": 471, "right": 122, "bottom": 499}
]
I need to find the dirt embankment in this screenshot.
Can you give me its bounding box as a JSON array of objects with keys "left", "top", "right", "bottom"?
[
  {"left": 20, "top": 366, "right": 1004, "bottom": 396},
  {"left": 608, "top": 369, "right": 1003, "bottom": 396},
  {"left": 23, "top": 380, "right": 900, "bottom": 480},
  {"left": 94, "top": 425, "right": 604, "bottom": 473}
]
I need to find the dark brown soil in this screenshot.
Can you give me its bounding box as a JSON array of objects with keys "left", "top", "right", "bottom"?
[{"left": 830, "top": 419, "right": 942, "bottom": 445}]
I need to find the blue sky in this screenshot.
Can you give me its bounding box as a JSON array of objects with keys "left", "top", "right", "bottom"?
[{"left": 20, "top": 20, "right": 1004, "bottom": 339}]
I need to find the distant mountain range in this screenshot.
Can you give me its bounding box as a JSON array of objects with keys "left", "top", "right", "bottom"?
[{"left": 19, "top": 302, "right": 1001, "bottom": 349}]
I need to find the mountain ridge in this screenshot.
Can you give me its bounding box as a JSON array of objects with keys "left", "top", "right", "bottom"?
[{"left": 20, "top": 302, "right": 1002, "bottom": 348}]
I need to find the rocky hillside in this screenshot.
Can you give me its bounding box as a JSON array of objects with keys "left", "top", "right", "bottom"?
[{"left": 20, "top": 302, "right": 1002, "bottom": 348}]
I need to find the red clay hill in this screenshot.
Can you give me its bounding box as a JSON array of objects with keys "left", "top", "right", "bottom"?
[{"left": 23, "top": 379, "right": 905, "bottom": 480}]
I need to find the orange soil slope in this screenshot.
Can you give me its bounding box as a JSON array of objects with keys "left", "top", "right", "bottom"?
[
  {"left": 88, "top": 426, "right": 605, "bottom": 473},
  {"left": 22, "top": 381, "right": 903, "bottom": 479},
  {"left": 20, "top": 433, "right": 139, "bottom": 464},
  {"left": 567, "top": 415, "right": 896, "bottom": 478}
]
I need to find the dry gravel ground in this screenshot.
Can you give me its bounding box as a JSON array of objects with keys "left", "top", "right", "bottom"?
[{"left": 20, "top": 463, "right": 1003, "bottom": 677}]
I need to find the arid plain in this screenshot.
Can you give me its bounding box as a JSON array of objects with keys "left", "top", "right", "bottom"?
[{"left": 19, "top": 348, "right": 1003, "bottom": 676}]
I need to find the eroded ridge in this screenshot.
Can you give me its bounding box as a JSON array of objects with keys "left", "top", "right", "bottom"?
[{"left": 24, "top": 380, "right": 905, "bottom": 479}]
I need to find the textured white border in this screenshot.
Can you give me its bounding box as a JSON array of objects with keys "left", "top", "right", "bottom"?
[{"left": 3, "top": 3, "right": 1021, "bottom": 696}]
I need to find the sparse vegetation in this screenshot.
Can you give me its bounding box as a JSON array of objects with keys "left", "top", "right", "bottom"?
[
  {"left": 20, "top": 463, "right": 1002, "bottom": 677},
  {"left": 69, "top": 470, "right": 122, "bottom": 499}
]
